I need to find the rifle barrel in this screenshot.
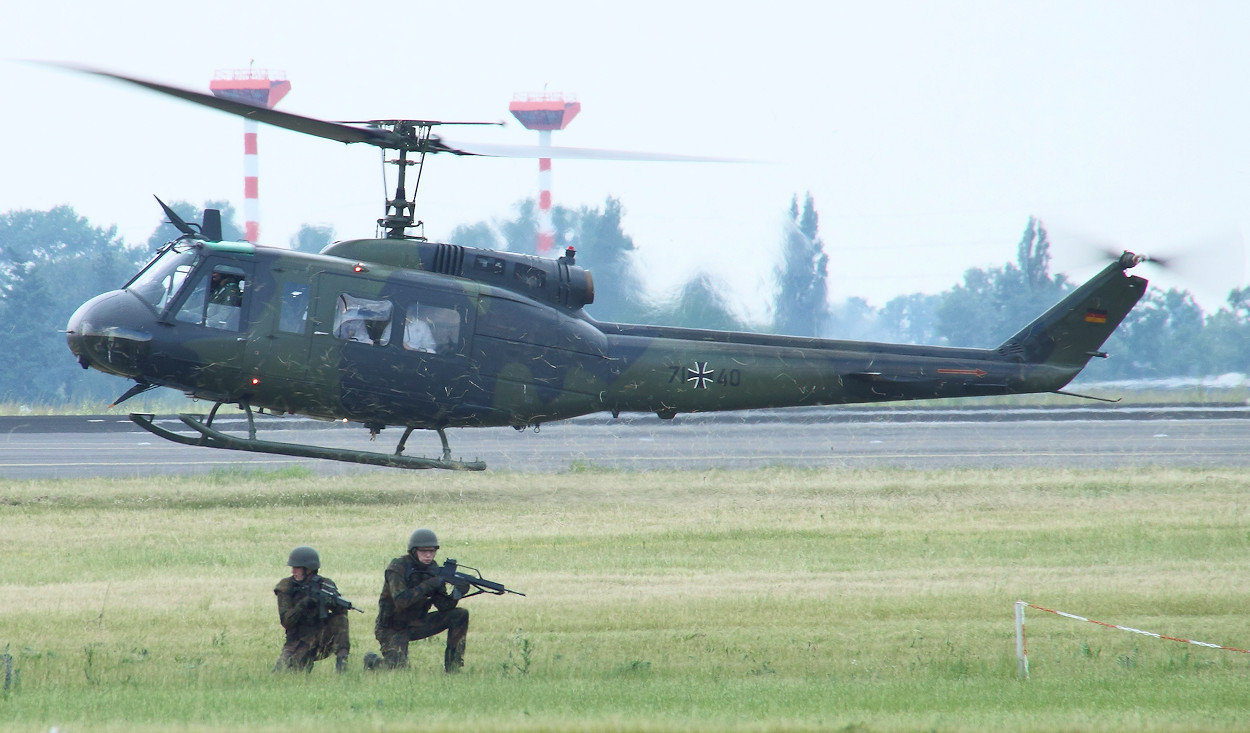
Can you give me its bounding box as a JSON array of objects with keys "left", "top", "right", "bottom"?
[{"left": 440, "top": 561, "right": 524, "bottom": 597}]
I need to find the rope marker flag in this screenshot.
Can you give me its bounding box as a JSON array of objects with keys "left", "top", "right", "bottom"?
[{"left": 1014, "top": 600, "right": 1250, "bottom": 679}]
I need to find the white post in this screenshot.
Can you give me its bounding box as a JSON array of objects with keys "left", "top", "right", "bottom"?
[{"left": 1015, "top": 601, "right": 1029, "bottom": 679}]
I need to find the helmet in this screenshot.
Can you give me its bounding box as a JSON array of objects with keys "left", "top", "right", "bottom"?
[
  {"left": 407, "top": 528, "right": 440, "bottom": 551},
  {"left": 287, "top": 545, "right": 321, "bottom": 572}
]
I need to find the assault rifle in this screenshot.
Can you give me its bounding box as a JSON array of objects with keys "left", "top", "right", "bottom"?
[
  {"left": 297, "top": 578, "right": 364, "bottom": 619},
  {"left": 435, "top": 559, "right": 525, "bottom": 600}
]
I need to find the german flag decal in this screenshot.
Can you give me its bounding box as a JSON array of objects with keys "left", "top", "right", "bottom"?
[{"left": 1085, "top": 308, "right": 1108, "bottom": 324}]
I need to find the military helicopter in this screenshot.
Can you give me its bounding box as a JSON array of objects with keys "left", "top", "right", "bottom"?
[{"left": 63, "top": 68, "right": 1152, "bottom": 471}]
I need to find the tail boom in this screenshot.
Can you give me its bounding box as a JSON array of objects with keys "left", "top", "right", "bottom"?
[{"left": 598, "top": 254, "right": 1148, "bottom": 417}]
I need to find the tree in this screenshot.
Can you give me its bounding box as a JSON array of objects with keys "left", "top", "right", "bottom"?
[
  {"left": 447, "top": 221, "right": 501, "bottom": 251},
  {"left": 933, "top": 266, "right": 1000, "bottom": 347},
  {"left": 495, "top": 198, "right": 585, "bottom": 258},
  {"left": 498, "top": 199, "right": 542, "bottom": 256},
  {"left": 1197, "top": 287, "right": 1250, "bottom": 375},
  {"left": 823, "top": 297, "right": 879, "bottom": 341},
  {"left": 648, "top": 272, "right": 747, "bottom": 331},
  {"left": 569, "top": 198, "right": 651, "bottom": 323},
  {"left": 0, "top": 206, "right": 149, "bottom": 405},
  {"left": 936, "top": 217, "right": 1070, "bottom": 347},
  {"left": 772, "top": 193, "right": 831, "bottom": 337},
  {"left": 291, "top": 224, "right": 335, "bottom": 254},
  {"left": 874, "top": 292, "right": 945, "bottom": 345},
  {"left": 1095, "top": 287, "right": 1207, "bottom": 379}
]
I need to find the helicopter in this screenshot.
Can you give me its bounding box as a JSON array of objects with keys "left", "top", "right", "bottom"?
[{"left": 63, "top": 67, "right": 1151, "bottom": 471}]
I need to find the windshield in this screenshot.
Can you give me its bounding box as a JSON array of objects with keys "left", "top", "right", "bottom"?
[{"left": 125, "top": 243, "right": 203, "bottom": 314}]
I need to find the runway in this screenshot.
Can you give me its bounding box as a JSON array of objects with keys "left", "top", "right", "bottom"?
[{"left": 2, "top": 404, "right": 1249, "bottom": 478}]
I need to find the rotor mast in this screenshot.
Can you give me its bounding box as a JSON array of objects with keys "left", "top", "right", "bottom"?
[{"left": 378, "top": 122, "right": 432, "bottom": 239}]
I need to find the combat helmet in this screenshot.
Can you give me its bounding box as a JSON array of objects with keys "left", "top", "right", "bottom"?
[
  {"left": 287, "top": 545, "right": 321, "bottom": 572},
  {"left": 408, "top": 528, "right": 440, "bottom": 550}
]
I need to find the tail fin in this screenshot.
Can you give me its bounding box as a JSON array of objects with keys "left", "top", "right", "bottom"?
[{"left": 997, "top": 253, "right": 1148, "bottom": 371}]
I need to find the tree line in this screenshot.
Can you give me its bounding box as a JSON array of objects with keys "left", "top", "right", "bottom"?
[{"left": 1, "top": 198, "right": 1245, "bottom": 407}]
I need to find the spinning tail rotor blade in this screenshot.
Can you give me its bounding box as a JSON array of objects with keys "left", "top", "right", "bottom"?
[
  {"left": 1144, "top": 233, "right": 1246, "bottom": 305},
  {"left": 1061, "top": 230, "right": 1246, "bottom": 308}
]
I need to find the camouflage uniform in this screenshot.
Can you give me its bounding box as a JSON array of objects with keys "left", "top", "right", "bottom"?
[
  {"left": 273, "top": 574, "right": 351, "bottom": 672},
  {"left": 373, "top": 554, "right": 468, "bottom": 672}
]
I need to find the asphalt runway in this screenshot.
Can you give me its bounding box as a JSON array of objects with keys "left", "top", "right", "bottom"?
[{"left": 2, "top": 405, "right": 1249, "bottom": 479}]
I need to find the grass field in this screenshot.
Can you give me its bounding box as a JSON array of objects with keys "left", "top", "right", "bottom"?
[{"left": 2, "top": 465, "right": 1249, "bottom": 732}]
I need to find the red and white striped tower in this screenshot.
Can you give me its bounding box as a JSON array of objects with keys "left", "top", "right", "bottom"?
[
  {"left": 209, "top": 68, "right": 291, "bottom": 243},
  {"left": 508, "top": 93, "right": 580, "bottom": 255}
]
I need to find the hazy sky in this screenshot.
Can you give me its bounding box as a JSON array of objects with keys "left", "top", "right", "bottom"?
[{"left": 5, "top": 1, "right": 1248, "bottom": 319}]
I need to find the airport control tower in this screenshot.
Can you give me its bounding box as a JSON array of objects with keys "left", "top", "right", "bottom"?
[
  {"left": 509, "top": 92, "right": 581, "bottom": 255},
  {"left": 209, "top": 68, "right": 291, "bottom": 243}
]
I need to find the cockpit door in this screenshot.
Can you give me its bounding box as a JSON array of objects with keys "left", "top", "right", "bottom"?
[{"left": 163, "top": 260, "right": 253, "bottom": 398}]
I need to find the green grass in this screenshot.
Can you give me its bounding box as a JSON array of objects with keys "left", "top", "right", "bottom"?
[{"left": 2, "top": 467, "right": 1250, "bottom": 731}]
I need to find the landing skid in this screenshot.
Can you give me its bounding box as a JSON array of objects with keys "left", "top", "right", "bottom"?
[{"left": 129, "top": 412, "right": 486, "bottom": 471}]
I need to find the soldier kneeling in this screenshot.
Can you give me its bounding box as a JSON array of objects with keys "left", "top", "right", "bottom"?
[
  {"left": 364, "top": 528, "right": 468, "bottom": 673},
  {"left": 273, "top": 545, "right": 351, "bottom": 673}
]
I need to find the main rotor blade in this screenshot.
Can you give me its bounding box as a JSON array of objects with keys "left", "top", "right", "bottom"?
[
  {"left": 56, "top": 64, "right": 405, "bottom": 148},
  {"left": 439, "top": 138, "right": 747, "bottom": 163},
  {"left": 52, "top": 63, "right": 746, "bottom": 162}
]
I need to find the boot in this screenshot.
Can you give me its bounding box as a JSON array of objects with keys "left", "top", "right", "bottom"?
[{"left": 444, "top": 638, "right": 465, "bottom": 674}]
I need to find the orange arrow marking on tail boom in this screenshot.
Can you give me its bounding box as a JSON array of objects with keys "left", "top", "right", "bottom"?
[{"left": 936, "top": 368, "right": 988, "bottom": 377}]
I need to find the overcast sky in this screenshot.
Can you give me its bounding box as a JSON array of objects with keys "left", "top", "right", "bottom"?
[{"left": 4, "top": 0, "right": 1248, "bottom": 319}]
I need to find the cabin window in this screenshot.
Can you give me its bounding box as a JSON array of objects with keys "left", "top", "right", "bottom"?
[
  {"left": 334, "top": 294, "right": 392, "bottom": 346},
  {"left": 403, "top": 303, "right": 461, "bottom": 354},
  {"left": 278, "top": 282, "right": 309, "bottom": 334},
  {"left": 174, "top": 264, "right": 247, "bottom": 331}
]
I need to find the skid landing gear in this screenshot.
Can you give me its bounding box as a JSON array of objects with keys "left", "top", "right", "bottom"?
[{"left": 130, "top": 403, "right": 486, "bottom": 471}]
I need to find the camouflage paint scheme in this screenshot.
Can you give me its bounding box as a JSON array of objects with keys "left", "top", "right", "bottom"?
[{"left": 67, "top": 235, "right": 1147, "bottom": 444}]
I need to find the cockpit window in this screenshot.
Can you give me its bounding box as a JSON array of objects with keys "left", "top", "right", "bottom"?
[
  {"left": 126, "top": 244, "right": 201, "bottom": 313},
  {"left": 175, "top": 264, "right": 248, "bottom": 331}
]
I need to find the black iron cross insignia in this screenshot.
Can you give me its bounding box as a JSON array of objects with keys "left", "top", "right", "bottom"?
[{"left": 686, "top": 361, "right": 714, "bottom": 389}]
